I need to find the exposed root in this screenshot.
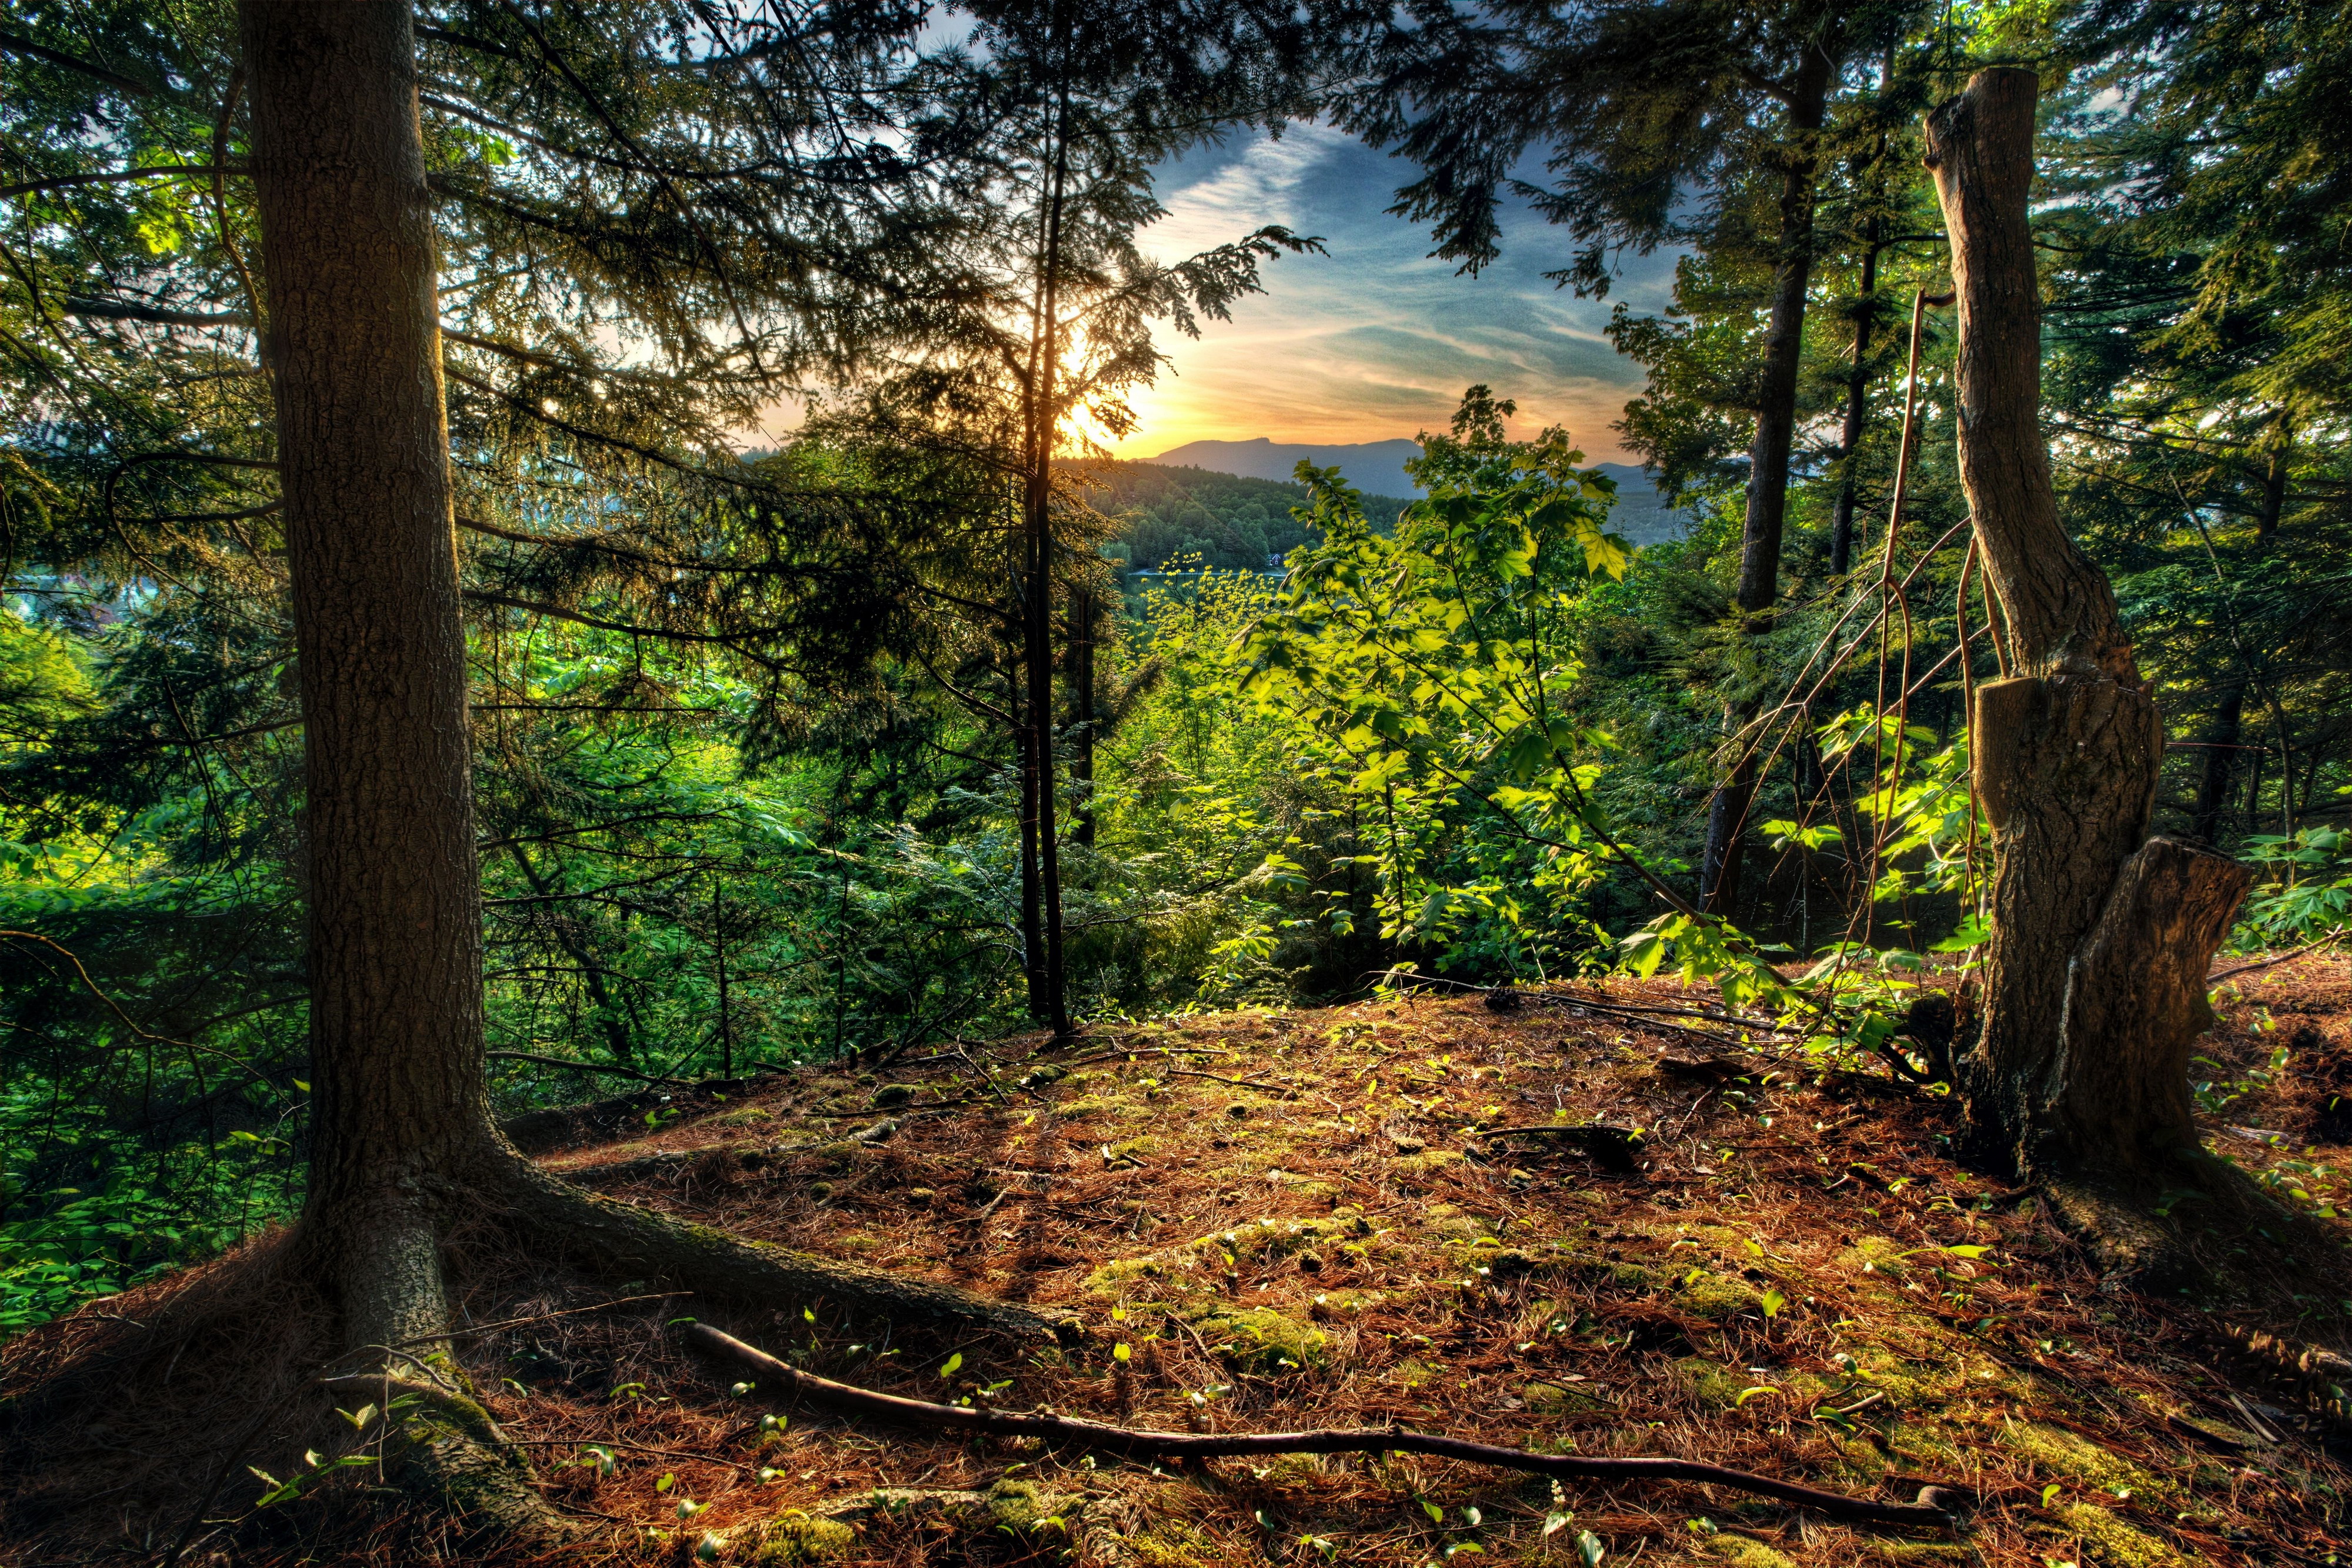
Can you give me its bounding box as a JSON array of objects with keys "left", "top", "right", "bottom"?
[
  {"left": 557, "top": 1117, "right": 901, "bottom": 1187},
  {"left": 486, "top": 1150, "right": 1078, "bottom": 1341},
  {"left": 322, "top": 1370, "right": 583, "bottom": 1543},
  {"left": 2043, "top": 1145, "right": 2352, "bottom": 1299},
  {"left": 683, "top": 1323, "right": 1965, "bottom": 1530}
]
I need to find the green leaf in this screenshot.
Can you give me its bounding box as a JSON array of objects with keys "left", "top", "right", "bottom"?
[
  {"left": 939, "top": 1352, "right": 963, "bottom": 1379},
  {"left": 1578, "top": 1529, "right": 1607, "bottom": 1566}
]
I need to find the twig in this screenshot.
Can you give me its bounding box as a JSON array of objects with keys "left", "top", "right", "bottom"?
[
  {"left": 682, "top": 1325, "right": 1958, "bottom": 1528},
  {"left": 498, "top": 1436, "right": 756, "bottom": 1474},
  {"left": 1167, "top": 1068, "right": 1289, "bottom": 1094},
  {"left": 2209, "top": 930, "right": 2348, "bottom": 984},
  {"left": 485, "top": 1049, "right": 693, "bottom": 1085}
]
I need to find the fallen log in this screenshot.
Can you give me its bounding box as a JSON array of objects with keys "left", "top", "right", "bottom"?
[{"left": 682, "top": 1323, "right": 1960, "bottom": 1529}]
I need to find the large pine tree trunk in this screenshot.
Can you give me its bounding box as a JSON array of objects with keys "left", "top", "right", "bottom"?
[
  {"left": 242, "top": 0, "right": 499, "bottom": 1349},
  {"left": 1926, "top": 68, "right": 2249, "bottom": 1218},
  {"left": 243, "top": 0, "right": 1068, "bottom": 1395}
]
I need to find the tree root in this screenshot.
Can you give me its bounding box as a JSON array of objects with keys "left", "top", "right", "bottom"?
[
  {"left": 486, "top": 1152, "right": 1078, "bottom": 1341},
  {"left": 682, "top": 1323, "right": 1963, "bottom": 1530},
  {"left": 2042, "top": 1146, "right": 2352, "bottom": 1299},
  {"left": 321, "top": 1370, "right": 584, "bottom": 1543},
  {"left": 556, "top": 1118, "right": 901, "bottom": 1186}
]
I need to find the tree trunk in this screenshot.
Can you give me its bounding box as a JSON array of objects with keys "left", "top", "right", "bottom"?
[
  {"left": 1021, "top": 95, "right": 1073, "bottom": 1039},
  {"left": 1698, "top": 38, "right": 1838, "bottom": 916},
  {"left": 1069, "top": 584, "right": 1098, "bottom": 849},
  {"left": 1926, "top": 69, "right": 2249, "bottom": 1211},
  {"left": 243, "top": 0, "right": 1075, "bottom": 1443},
  {"left": 2189, "top": 432, "right": 2287, "bottom": 842},
  {"left": 243, "top": 0, "right": 498, "bottom": 1348},
  {"left": 1827, "top": 209, "right": 1883, "bottom": 579}
]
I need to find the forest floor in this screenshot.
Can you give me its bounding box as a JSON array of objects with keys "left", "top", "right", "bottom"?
[{"left": 11, "top": 961, "right": 2352, "bottom": 1567}]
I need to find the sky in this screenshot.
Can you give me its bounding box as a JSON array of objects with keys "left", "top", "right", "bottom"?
[{"left": 1105, "top": 119, "right": 1683, "bottom": 466}]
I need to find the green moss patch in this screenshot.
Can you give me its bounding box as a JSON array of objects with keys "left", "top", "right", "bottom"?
[
  {"left": 1187, "top": 1305, "right": 1328, "bottom": 1373},
  {"left": 754, "top": 1513, "right": 857, "bottom": 1564},
  {"left": 2052, "top": 1502, "right": 2190, "bottom": 1568}
]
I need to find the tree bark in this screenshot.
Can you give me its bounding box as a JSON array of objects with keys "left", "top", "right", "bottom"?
[
  {"left": 1927, "top": 68, "right": 2249, "bottom": 1205},
  {"left": 243, "top": 0, "right": 1078, "bottom": 1403},
  {"left": 1698, "top": 36, "right": 1838, "bottom": 916},
  {"left": 1827, "top": 208, "right": 1883, "bottom": 579},
  {"left": 1068, "top": 584, "right": 1098, "bottom": 849},
  {"left": 243, "top": 0, "right": 498, "bottom": 1345}
]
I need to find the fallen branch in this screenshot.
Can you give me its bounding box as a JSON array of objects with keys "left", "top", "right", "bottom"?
[{"left": 683, "top": 1324, "right": 1959, "bottom": 1529}]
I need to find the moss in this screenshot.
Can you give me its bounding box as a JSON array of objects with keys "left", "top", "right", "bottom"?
[
  {"left": 1880, "top": 1419, "right": 1965, "bottom": 1470},
  {"left": 2000, "top": 1421, "right": 2169, "bottom": 1498},
  {"left": 1058, "top": 1096, "right": 1119, "bottom": 1118},
  {"left": 714, "top": 1107, "right": 775, "bottom": 1126},
  {"left": 1391, "top": 1149, "right": 1465, "bottom": 1177},
  {"left": 1395, "top": 1357, "right": 1439, "bottom": 1389},
  {"left": 1673, "top": 1267, "right": 1765, "bottom": 1319},
  {"left": 1188, "top": 1305, "right": 1328, "bottom": 1373},
  {"left": 1838, "top": 1235, "right": 1915, "bottom": 1279},
  {"left": 1128, "top": 1518, "right": 1225, "bottom": 1568},
  {"left": 1674, "top": 1358, "right": 1755, "bottom": 1410},
  {"left": 1862, "top": 1547, "right": 1968, "bottom": 1562},
  {"left": 983, "top": 1477, "right": 1077, "bottom": 1536},
  {"left": 869, "top": 1083, "right": 918, "bottom": 1108},
  {"left": 1083, "top": 1256, "right": 1166, "bottom": 1295},
  {"left": 2052, "top": 1502, "right": 2190, "bottom": 1568},
  {"left": 754, "top": 1513, "right": 857, "bottom": 1564},
  {"left": 1103, "top": 1136, "right": 1161, "bottom": 1164},
  {"left": 1710, "top": 1535, "right": 1800, "bottom": 1568}
]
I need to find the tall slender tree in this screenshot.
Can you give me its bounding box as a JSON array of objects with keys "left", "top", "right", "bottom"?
[{"left": 1344, "top": 0, "right": 1935, "bottom": 916}]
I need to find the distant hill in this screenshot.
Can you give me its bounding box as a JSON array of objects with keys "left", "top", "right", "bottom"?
[
  {"left": 1067, "top": 460, "right": 1409, "bottom": 573},
  {"left": 1148, "top": 436, "right": 1424, "bottom": 495},
  {"left": 1141, "top": 438, "right": 1690, "bottom": 550}
]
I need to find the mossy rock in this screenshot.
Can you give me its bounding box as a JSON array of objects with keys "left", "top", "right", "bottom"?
[
  {"left": 1103, "top": 1136, "right": 1161, "bottom": 1164},
  {"left": 1057, "top": 1095, "right": 1120, "bottom": 1118},
  {"left": 714, "top": 1107, "right": 775, "bottom": 1126},
  {"left": 1672, "top": 1267, "right": 1764, "bottom": 1318},
  {"left": 1710, "top": 1535, "right": 1800, "bottom": 1568},
  {"left": 754, "top": 1512, "right": 858, "bottom": 1564},
  {"left": 2051, "top": 1502, "right": 2190, "bottom": 1568},
  {"left": 869, "top": 1083, "right": 919, "bottom": 1108},
  {"left": 1189, "top": 1305, "right": 1327, "bottom": 1373},
  {"left": 2001, "top": 1420, "right": 2170, "bottom": 1497},
  {"left": 808, "top": 1075, "right": 857, "bottom": 1095}
]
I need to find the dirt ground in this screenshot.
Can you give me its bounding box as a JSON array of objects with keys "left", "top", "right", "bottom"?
[{"left": 8, "top": 960, "right": 2352, "bottom": 1566}]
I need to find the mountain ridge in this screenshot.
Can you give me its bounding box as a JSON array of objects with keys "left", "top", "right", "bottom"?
[{"left": 1141, "top": 437, "right": 1687, "bottom": 547}]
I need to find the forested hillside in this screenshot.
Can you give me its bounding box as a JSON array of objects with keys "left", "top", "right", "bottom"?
[
  {"left": 1075, "top": 460, "right": 1411, "bottom": 571},
  {"left": 2, "top": 2, "right": 2350, "bottom": 1564}
]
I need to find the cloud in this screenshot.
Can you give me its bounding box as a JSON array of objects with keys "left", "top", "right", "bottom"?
[{"left": 1111, "top": 123, "right": 1677, "bottom": 463}]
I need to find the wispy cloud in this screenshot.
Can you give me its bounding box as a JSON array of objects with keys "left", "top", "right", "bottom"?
[{"left": 1114, "top": 123, "right": 1678, "bottom": 463}]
